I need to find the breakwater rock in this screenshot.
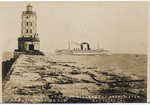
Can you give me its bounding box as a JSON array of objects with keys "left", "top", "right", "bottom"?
[
  {"left": 2, "top": 55, "right": 146, "bottom": 103},
  {"left": 2, "top": 58, "right": 16, "bottom": 80}
]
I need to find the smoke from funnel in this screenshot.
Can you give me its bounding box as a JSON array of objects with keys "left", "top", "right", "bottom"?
[{"left": 70, "top": 41, "right": 81, "bottom": 46}]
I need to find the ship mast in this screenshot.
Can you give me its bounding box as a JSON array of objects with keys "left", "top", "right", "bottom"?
[
  {"left": 97, "top": 42, "right": 99, "bottom": 49},
  {"left": 68, "top": 41, "right": 70, "bottom": 50}
]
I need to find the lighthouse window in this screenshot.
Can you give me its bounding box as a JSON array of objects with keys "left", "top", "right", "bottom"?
[
  {"left": 26, "top": 22, "right": 28, "bottom": 26},
  {"left": 26, "top": 16, "right": 28, "bottom": 19},
  {"left": 31, "top": 22, "right": 32, "bottom": 26},
  {"left": 30, "top": 29, "right": 32, "bottom": 33},
  {"left": 26, "top": 29, "right": 28, "bottom": 33}
]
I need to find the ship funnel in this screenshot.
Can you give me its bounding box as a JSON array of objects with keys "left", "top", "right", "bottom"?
[{"left": 80, "top": 42, "right": 90, "bottom": 50}]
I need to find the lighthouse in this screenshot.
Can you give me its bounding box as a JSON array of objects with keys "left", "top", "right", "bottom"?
[
  {"left": 14, "top": 4, "right": 42, "bottom": 58},
  {"left": 18, "top": 3, "right": 40, "bottom": 51}
]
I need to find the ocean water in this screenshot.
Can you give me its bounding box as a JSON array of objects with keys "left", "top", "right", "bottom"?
[
  {"left": 2, "top": 52, "right": 14, "bottom": 61},
  {"left": 45, "top": 53, "right": 147, "bottom": 81}
]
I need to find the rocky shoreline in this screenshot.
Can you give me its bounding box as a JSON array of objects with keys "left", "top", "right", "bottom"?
[
  {"left": 2, "top": 58, "right": 16, "bottom": 80},
  {"left": 2, "top": 55, "right": 146, "bottom": 103}
]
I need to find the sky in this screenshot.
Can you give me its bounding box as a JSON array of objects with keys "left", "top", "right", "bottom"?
[{"left": 0, "top": 1, "right": 148, "bottom": 54}]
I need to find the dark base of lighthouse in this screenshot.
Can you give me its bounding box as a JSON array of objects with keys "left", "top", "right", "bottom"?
[
  {"left": 14, "top": 37, "right": 44, "bottom": 58},
  {"left": 14, "top": 50, "right": 44, "bottom": 59},
  {"left": 18, "top": 37, "right": 40, "bottom": 51}
]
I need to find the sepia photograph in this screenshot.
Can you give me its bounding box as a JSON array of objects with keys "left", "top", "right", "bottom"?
[{"left": 1, "top": 1, "right": 148, "bottom": 103}]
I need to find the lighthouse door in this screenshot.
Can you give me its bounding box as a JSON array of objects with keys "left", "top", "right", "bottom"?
[{"left": 29, "top": 44, "right": 34, "bottom": 50}]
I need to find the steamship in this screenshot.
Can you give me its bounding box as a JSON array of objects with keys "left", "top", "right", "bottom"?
[{"left": 55, "top": 42, "right": 110, "bottom": 55}]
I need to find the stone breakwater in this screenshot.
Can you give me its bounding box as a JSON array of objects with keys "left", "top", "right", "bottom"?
[
  {"left": 2, "top": 58, "right": 16, "bottom": 80},
  {"left": 2, "top": 55, "right": 146, "bottom": 103}
]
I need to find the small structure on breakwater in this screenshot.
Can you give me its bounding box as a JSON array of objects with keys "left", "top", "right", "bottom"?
[{"left": 14, "top": 3, "right": 43, "bottom": 58}]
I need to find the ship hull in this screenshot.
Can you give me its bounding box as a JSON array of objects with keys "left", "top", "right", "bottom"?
[{"left": 55, "top": 49, "right": 110, "bottom": 55}]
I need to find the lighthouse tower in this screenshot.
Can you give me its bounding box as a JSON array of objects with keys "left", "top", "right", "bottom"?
[{"left": 18, "top": 3, "right": 40, "bottom": 51}]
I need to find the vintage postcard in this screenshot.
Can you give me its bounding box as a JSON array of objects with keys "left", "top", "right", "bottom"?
[{"left": 0, "top": 1, "right": 149, "bottom": 103}]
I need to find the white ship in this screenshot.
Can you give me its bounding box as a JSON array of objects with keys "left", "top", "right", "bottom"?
[{"left": 55, "top": 42, "right": 111, "bottom": 55}]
